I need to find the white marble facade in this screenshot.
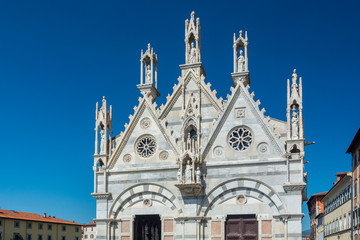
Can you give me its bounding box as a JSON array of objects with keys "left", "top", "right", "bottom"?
[{"left": 92, "top": 12, "right": 307, "bottom": 240}]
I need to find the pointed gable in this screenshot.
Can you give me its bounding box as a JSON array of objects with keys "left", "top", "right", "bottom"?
[
  {"left": 158, "top": 69, "right": 225, "bottom": 152},
  {"left": 108, "top": 97, "right": 178, "bottom": 169},
  {"left": 203, "top": 82, "right": 285, "bottom": 161}
]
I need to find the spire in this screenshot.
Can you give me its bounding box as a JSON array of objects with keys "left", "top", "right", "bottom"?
[
  {"left": 179, "top": 11, "right": 206, "bottom": 79},
  {"left": 95, "top": 96, "right": 113, "bottom": 157},
  {"left": 137, "top": 43, "right": 160, "bottom": 101},
  {"left": 286, "top": 69, "right": 304, "bottom": 155},
  {"left": 185, "top": 11, "right": 201, "bottom": 64},
  {"left": 231, "top": 29, "right": 250, "bottom": 87}
]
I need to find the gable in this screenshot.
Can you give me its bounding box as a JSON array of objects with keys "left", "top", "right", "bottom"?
[
  {"left": 159, "top": 71, "right": 224, "bottom": 151},
  {"left": 109, "top": 99, "right": 178, "bottom": 169},
  {"left": 203, "top": 82, "right": 285, "bottom": 161}
]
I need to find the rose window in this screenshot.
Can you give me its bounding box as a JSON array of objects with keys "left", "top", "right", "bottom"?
[
  {"left": 228, "top": 127, "right": 253, "bottom": 151},
  {"left": 136, "top": 135, "right": 157, "bottom": 158}
]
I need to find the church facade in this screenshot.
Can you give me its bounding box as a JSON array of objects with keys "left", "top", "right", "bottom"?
[{"left": 92, "top": 12, "right": 307, "bottom": 240}]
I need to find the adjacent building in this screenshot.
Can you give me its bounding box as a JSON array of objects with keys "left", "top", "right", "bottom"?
[
  {"left": 0, "top": 209, "right": 82, "bottom": 240},
  {"left": 347, "top": 128, "right": 360, "bottom": 240},
  {"left": 316, "top": 213, "right": 325, "bottom": 240},
  {"left": 307, "top": 192, "right": 327, "bottom": 240},
  {"left": 92, "top": 11, "right": 308, "bottom": 240},
  {"left": 322, "top": 172, "right": 352, "bottom": 240},
  {"left": 82, "top": 222, "right": 96, "bottom": 240}
]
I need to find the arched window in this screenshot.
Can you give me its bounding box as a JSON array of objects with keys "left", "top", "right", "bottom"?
[
  {"left": 96, "top": 159, "right": 104, "bottom": 172},
  {"left": 184, "top": 119, "right": 197, "bottom": 140},
  {"left": 184, "top": 120, "right": 198, "bottom": 152},
  {"left": 290, "top": 144, "right": 300, "bottom": 153}
]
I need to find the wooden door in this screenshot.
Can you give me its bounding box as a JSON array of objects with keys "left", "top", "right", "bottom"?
[{"left": 225, "top": 215, "right": 258, "bottom": 240}]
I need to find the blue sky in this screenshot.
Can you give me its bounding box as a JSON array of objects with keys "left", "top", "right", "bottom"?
[{"left": 0, "top": 0, "right": 359, "bottom": 230}]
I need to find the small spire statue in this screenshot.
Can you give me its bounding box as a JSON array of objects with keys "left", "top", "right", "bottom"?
[
  {"left": 100, "top": 129, "right": 107, "bottom": 154},
  {"left": 190, "top": 42, "right": 197, "bottom": 63},
  {"left": 237, "top": 50, "right": 245, "bottom": 72},
  {"left": 145, "top": 65, "right": 151, "bottom": 84},
  {"left": 291, "top": 106, "right": 299, "bottom": 139}
]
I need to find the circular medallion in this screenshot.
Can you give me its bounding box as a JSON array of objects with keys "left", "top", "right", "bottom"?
[
  {"left": 236, "top": 195, "right": 247, "bottom": 204},
  {"left": 140, "top": 117, "right": 151, "bottom": 129},
  {"left": 143, "top": 199, "right": 152, "bottom": 207},
  {"left": 123, "top": 154, "right": 132, "bottom": 163},
  {"left": 257, "top": 142, "right": 269, "bottom": 153},
  {"left": 228, "top": 126, "right": 253, "bottom": 152},
  {"left": 159, "top": 151, "right": 169, "bottom": 160},
  {"left": 213, "top": 146, "right": 224, "bottom": 157},
  {"left": 135, "top": 135, "right": 157, "bottom": 158}
]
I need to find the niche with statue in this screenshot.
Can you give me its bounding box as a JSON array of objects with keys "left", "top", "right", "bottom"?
[{"left": 175, "top": 124, "right": 203, "bottom": 196}]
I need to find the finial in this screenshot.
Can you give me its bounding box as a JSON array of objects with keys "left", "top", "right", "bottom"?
[
  {"left": 292, "top": 69, "right": 297, "bottom": 81},
  {"left": 245, "top": 31, "right": 248, "bottom": 40},
  {"left": 191, "top": 11, "right": 195, "bottom": 18},
  {"left": 103, "top": 96, "right": 105, "bottom": 100},
  {"left": 239, "top": 30, "right": 242, "bottom": 37},
  {"left": 147, "top": 43, "right": 151, "bottom": 51}
]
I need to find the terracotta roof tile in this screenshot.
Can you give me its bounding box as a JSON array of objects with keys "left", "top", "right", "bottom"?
[
  {"left": 311, "top": 191, "right": 328, "bottom": 196},
  {"left": 83, "top": 222, "right": 96, "bottom": 226},
  {"left": 0, "top": 209, "right": 82, "bottom": 225},
  {"left": 336, "top": 171, "right": 351, "bottom": 176}
]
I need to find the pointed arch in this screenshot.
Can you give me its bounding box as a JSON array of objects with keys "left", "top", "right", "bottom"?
[
  {"left": 197, "top": 178, "right": 286, "bottom": 217},
  {"left": 183, "top": 118, "right": 197, "bottom": 131}
]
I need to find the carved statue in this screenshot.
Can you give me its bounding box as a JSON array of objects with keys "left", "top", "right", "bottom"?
[
  {"left": 145, "top": 65, "right": 151, "bottom": 83},
  {"left": 237, "top": 50, "right": 245, "bottom": 72},
  {"left": 185, "top": 160, "right": 192, "bottom": 184},
  {"left": 186, "top": 135, "right": 191, "bottom": 151},
  {"left": 195, "top": 167, "right": 201, "bottom": 183},
  {"left": 100, "top": 129, "right": 107, "bottom": 154},
  {"left": 291, "top": 107, "right": 299, "bottom": 139},
  {"left": 177, "top": 168, "right": 182, "bottom": 183},
  {"left": 190, "top": 42, "right": 196, "bottom": 63}
]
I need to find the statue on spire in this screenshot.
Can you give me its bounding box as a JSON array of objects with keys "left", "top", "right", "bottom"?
[
  {"left": 291, "top": 106, "right": 299, "bottom": 140},
  {"left": 237, "top": 50, "right": 245, "bottom": 72}
]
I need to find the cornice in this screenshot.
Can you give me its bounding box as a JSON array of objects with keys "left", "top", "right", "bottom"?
[
  {"left": 91, "top": 192, "right": 112, "bottom": 200},
  {"left": 283, "top": 182, "right": 307, "bottom": 192}
]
